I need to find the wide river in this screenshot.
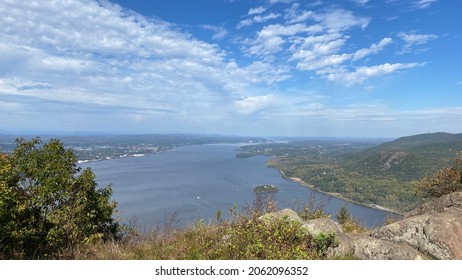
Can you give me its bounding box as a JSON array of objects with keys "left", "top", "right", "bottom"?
[{"left": 82, "top": 144, "right": 393, "bottom": 229}]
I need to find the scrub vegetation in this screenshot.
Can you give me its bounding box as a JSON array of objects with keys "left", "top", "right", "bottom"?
[{"left": 77, "top": 195, "right": 339, "bottom": 260}]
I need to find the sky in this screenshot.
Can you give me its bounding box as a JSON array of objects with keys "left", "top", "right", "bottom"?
[{"left": 0, "top": 0, "right": 461, "bottom": 138}]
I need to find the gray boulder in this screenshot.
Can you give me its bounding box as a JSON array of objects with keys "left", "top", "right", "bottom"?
[
  {"left": 330, "top": 233, "right": 426, "bottom": 260},
  {"left": 297, "top": 215, "right": 425, "bottom": 260},
  {"left": 372, "top": 192, "right": 462, "bottom": 259},
  {"left": 253, "top": 197, "right": 462, "bottom": 260},
  {"left": 302, "top": 217, "right": 343, "bottom": 235},
  {"left": 258, "top": 208, "right": 303, "bottom": 224},
  {"left": 257, "top": 209, "right": 428, "bottom": 259},
  {"left": 405, "top": 191, "right": 462, "bottom": 217}
]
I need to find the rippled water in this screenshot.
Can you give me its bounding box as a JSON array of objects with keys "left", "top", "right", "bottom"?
[{"left": 82, "top": 144, "right": 393, "bottom": 228}]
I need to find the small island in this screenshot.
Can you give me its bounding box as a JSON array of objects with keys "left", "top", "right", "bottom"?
[{"left": 253, "top": 184, "right": 279, "bottom": 194}]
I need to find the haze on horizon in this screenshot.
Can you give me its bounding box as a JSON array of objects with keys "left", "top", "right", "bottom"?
[{"left": 1, "top": 0, "right": 461, "bottom": 138}]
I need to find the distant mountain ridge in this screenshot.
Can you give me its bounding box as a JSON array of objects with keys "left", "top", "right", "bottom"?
[
  {"left": 369, "top": 132, "right": 462, "bottom": 152},
  {"left": 344, "top": 132, "right": 462, "bottom": 180}
]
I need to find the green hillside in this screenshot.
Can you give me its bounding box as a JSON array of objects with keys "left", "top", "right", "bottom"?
[
  {"left": 351, "top": 132, "right": 462, "bottom": 155},
  {"left": 242, "top": 133, "right": 462, "bottom": 212},
  {"left": 343, "top": 132, "right": 462, "bottom": 180},
  {"left": 373, "top": 132, "right": 462, "bottom": 151}
]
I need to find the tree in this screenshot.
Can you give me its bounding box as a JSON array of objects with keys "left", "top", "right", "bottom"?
[
  {"left": 335, "top": 204, "right": 352, "bottom": 225},
  {"left": 417, "top": 151, "right": 462, "bottom": 198},
  {"left": 0, "top": 138, "right": 120, "bottom": 258},
  {"left": 335, "top": 204, "right": 364, "bottom": 233}
]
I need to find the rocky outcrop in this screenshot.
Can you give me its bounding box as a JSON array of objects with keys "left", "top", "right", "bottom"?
[
  {"left": 258, "top": 208, "right": 303, "bottom": 224},
  {"left": 260, "top": 209, "right": 426, "bottom": 260},
  {"left": 371, "top": 192, "right": 462, "bottom": 259},
  {"left": 302, "top": 218, "right": 342, "bottom": 236},
  {"left": 405, "top": 191, "right": 462, "bottom": 217},
  {"left": 331, "top": 233, "right": 426, "bottom": 260},
  {"left": 261, "top": 193, "right": 462, "bottom": 260},
  {"left": 379, "top": 151, "right": 410, "bottom": 171},
  {"left": 307, "top": 219, "right": 427, "bottom": 260}
]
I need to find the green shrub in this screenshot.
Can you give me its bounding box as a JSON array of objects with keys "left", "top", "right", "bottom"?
[
  {"left": 336, "top": 205, "right": 351, "bottom": 225},
  {"left": 335, "top": 204, "right": 365, "bottom": 233},
  {"left": 213, "top": 216, "right": 315, "bottom": 259},
  {"left": 0, "top": 138, "right": 120, "bottom": 259},
  {"left": 85, "top": 212, "right": 339, "bottom": 260}
]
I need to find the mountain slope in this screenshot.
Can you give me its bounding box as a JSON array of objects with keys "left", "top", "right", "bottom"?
[
  {"left": 274, "top": 132, "right": 462, "bottom": 212},
  {"left": 343, "top": 132, "right": 462, "bottom": 180}
]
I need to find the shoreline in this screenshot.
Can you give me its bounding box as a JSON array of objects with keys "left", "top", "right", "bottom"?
[{"left": 270, "top": 157, "right": 404, "bottom": 216}]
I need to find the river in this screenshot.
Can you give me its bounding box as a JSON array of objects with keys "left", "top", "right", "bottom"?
[{"left": 81, "top": 144, "right": 393, "bottom": 229}]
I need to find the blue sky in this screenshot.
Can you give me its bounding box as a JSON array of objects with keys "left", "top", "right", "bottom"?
[{"left": 0, "top": 0, "right": 461, "bottom": 137}]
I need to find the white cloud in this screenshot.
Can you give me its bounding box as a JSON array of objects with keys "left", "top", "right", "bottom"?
[
  {"left": 291, "top": 33, "right": 348, "bottom": 68},
  {"left": 352, "top": 0, "right": 370, "bottom": 6},
  {"left": 398, "top": 32, "right": 438, "bottom": 53},
  {"left": 245, "top": 8, "right": 369, "bottom": 63},
  {"left": 352, "top": 37, "right": 393, "bottom": 61},
  {"left": 269, "top": 0, "right": 294, "bottom": 4},
  {"left": 201, "top": 25, "right": 229, "bottom": 40},
  {"left": 0, "top": 1, "right": 229, "bottom": 62},
  {"left": 242, "top": 7, "right": 397, "bottom": 86},
  {"left": 225, "top": 61, "right": 291, "bottom": 87},
  {"left": 0, "top": 0, "right": 442, "bottom": 136},
  {"left": 286, "top": 11, "right": 314, "bottom": 24},
  {"left": 412, "top": 0, "right": 439, "bottom": 9},
  {"left": 313, "top": 9, "right": 370, "bottom": 32},
  {"left": 233, "top": 95, "right": 279, "bottom": 115},
  {"left": 247, "top": 35, "right": 285, "bottom": 57},
  {"left": 303, "top": 53, "right": 352, "bottom": 71},
  {"left": 398, "top": 32, "right": 438, "bottom": 45},
  {"left": 244, "top": 23, "right": 321, "bottom": 58},
  {"left": 237, "top": 13, "right": 281, "bottom": 29},
  {"left": 285, "top": 6, "right": 370, "bottom": 29},
  {"left": 355, "top": 63, "right": 420, "bottom": 77},
  {"left": 262, "top": 23, "right": 322, "bottom": 37},
  {"left": 248, "top": 6, "right": 267, "bottom": 15},
  {"left": 325, "top": 62, "right": 423, "bottom": 85},
  {"left": 0, "top": 0, "right": 296, "bottom": 128}
]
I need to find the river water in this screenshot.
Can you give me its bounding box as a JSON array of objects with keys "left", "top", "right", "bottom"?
[{"left": 81, "top": 144, "right": 393, "bottom": 229}]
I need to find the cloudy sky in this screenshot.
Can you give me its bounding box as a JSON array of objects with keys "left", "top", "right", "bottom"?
[{"left": 0, "top": 0, "right": 461, "bottom": 137}]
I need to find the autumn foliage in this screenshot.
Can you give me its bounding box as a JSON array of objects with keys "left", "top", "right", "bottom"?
[{"left": 417, "top": 151, "right": 462, "bottom": 198}]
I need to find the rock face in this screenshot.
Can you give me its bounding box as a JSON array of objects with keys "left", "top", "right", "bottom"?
[
  {"left": 331, "top": 233, "right": 426, "bottom": 260},
  {"left": 260, "top": 209, "right": 425, "bottom": 260},
  {"left": 261, "top": 193, "right": 462, "bottom": 260},
  {"left": 405, "top": 191, "right": 462, "bottom": 217},
  {"left": 371, "top": 192, "right": 462, "bottom": 259}
]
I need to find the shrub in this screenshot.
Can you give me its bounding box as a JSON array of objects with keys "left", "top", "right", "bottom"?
[
  {"left": 0, "top": 138, "right": 120, "bottom": 259},
  {"left": 213, "top": 216, "right": 314, "bottom": 259},
  {"left": 85, "top": 210, "right": 339, "bottom": 260},
  {"left": 335, "top": 204, "right": 351, "bottom": 225},
  {"left": 417, "top": 151, "right": 462, "bottom": 198},
  {"left": 335, "top": 204, "right": 365, "bottom": 233}
]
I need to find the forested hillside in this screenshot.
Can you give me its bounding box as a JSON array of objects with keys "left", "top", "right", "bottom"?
[
  {"left": 343, "top": 132, "right": 462, "bottom": 180},
  {"left": 239, "top": 133, "right": 462, "bottom": 212}
]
